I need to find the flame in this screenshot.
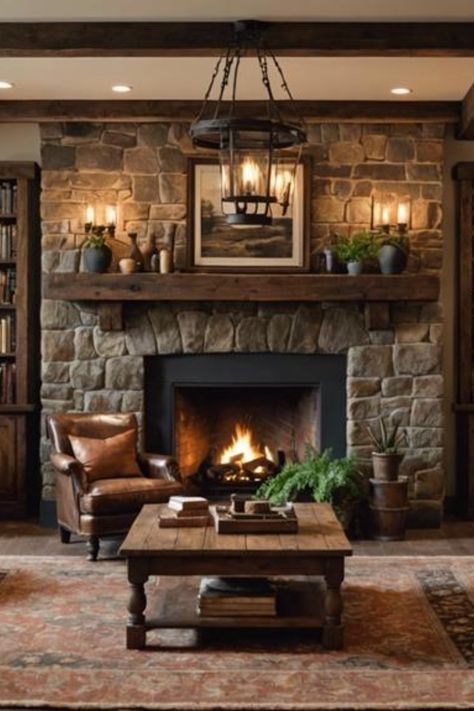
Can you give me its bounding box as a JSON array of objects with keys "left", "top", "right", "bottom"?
[
  {"left": 241, "top": 159, "right": 260, "bottom": 194},
  {"left": 219, "top": 423, "right": 273, "bottom": 467}
]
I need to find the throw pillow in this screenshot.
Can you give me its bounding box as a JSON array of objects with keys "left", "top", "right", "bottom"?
[{"left": 69, "top": 428, "right": 141, "bottom": 483}]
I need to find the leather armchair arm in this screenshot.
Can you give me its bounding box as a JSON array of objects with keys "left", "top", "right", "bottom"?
[
  {"left": 50, "top": 451, "right": 82, "bottom": 478},
  {"left": 138, "top": 453, "right": 182, "bottom": 482}
]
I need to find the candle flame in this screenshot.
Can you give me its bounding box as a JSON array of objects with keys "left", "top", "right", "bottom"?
[{"left": 241, "top": 159, "right": 259, "bottom": 193}]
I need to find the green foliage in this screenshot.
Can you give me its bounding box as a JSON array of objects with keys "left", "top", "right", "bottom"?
[
  {"left": 367, "top": 416, "right": 406, "bottom": 454},
  {"left": 378, "top": 230, "right": 409, "bottom": 254},
  {"left": 84, "top": 226, "right": 107, "bottom": 249},
  {"left": 256, "top": 447, "right": 365, "bottom": 510},
  {"left": 333, "top": 231, "right": 378, "bottom": 264}
]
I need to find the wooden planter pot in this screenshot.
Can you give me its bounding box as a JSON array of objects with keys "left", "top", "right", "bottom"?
[
  {"left": 371, "top": 452, "right": 404, "bottom": 481},
  {"left": 369, "top": 477, "right": 409, "bottom": 541},
  {"left": 369, "top": 504, "right": 409, "bottom": 541},
  {"left": 370, "top": 477, "right": 408, "bottom": 508}
]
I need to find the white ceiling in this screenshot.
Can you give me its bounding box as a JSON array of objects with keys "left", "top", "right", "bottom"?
[
  {"left": 0, "top": 0, "right": 473, "bottom": 101},
  {"left": 0, "top": 57, "right": 472, "bottom": 101},
  {"left": 1, "top": 0, "right": 474, "bottom": 21}
]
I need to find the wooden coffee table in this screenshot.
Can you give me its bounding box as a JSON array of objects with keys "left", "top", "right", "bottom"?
[{"left": 120, "top": 502, "right": 352, "bottom": 650}]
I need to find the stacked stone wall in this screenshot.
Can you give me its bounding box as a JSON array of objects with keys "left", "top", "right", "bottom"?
[{"left": 39, "top": 121, "right": 446, "bottom": 525}]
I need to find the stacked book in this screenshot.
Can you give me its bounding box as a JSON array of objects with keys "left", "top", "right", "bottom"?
[
  {"left": 159, "top": 496, "right": 211, "bottom": 528},
  {"left": 0, "top": 362, "right": 15, "bottom": 403},
  {"left": 198, "top": 577, "right": 277, "bottom": 617}
]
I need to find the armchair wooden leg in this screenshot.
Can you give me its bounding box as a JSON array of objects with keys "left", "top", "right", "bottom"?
[
  {"left": 58, "top": 525, "right": 71, "bottom": 544},
  {"left": 87, "top": 535, "right": 100, "bottom": 562}
]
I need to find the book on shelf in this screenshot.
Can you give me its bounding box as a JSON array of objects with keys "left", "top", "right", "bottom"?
[
  {"left": 197, "top": 577, "right": 277, "bottom": 617},
  {"left": 0, "top": 314, "right": 14, "bottom": 353},
  {"left": 0, "top": 362, "right": 16, "bottom": 403},
  {"left": 0, "top": 269, "right": 16, "bottom": 304},
  {"left": 0, "top": 182, "right": 17, "bottom": 215},
  {"left": 0, "top": 223, "right": 16, "bottom": 260}
]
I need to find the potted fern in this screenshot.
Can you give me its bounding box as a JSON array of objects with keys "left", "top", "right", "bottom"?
[
  {"left": 333, "top": 230, "right": 378, "bottom": 275},
  {"left": 256, "top": 447, "right": 365, "bottom": 531},
  {"left": 367, "top": 417, "right": 406, "bottom": 481}
]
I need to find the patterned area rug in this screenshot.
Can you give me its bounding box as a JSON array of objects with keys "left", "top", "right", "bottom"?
[{"left": 1, "top": 555, "right": 474, "bottom": 710}]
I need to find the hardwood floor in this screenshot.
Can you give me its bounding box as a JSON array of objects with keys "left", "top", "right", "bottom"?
[{"left": 0, "top": 518, "right": 473, "bottom": 557}]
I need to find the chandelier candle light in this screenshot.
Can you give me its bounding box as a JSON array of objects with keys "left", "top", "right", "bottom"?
[{"left": 190, "top": 20, "right": 307, "bottom": 228}]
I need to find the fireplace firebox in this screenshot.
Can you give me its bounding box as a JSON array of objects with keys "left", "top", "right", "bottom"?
[{"left": 145, "top": 354, "right": 346, "bottom": 493}]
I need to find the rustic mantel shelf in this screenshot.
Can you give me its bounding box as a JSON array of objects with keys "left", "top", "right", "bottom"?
[{"left": 43, "top": 272, "right": 439, "bottom": 303}]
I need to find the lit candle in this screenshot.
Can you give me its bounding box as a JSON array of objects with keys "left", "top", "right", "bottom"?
[
  {"left": 397, "top": 201, "right": 409, "bottom": 226},
  {"left": 85, "top": 204, "right": 95, "bottom": 225},
  {"left": 105, "top": 205, "right": 117, "bottom": 226},
  {"left": 242, "top": 159, "right": 259, "bottom": 194}
]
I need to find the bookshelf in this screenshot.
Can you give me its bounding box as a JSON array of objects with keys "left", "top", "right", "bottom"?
[{"left": 0, "top": 163, "right": 40, "bottom": 519}]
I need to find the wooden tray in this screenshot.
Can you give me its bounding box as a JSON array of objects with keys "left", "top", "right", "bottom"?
[{"left": 211, "top": 505, "right": 299, "bottom": 534}]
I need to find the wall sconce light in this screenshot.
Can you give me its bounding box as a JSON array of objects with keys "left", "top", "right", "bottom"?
[
  {"left": 84, "top": 204, "right": 116, "bottom": 236},
  {"left": 371, "top": 193, "right": 411, "bottom": 234}
]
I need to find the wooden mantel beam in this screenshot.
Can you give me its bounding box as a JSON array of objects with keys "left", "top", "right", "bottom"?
[
  {"left": 0, "top": 100, "right": 460, "bottom": 124},
  {"left": 1, "top": 22, "right": 474, "bottom": 57}
]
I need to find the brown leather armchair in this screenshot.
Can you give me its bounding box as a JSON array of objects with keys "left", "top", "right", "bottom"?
[{"left": 47, "top": 413, "right": 183, "bottom": 560}]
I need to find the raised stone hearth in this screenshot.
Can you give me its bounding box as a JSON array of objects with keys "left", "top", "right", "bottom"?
[{"left": 39, "top": 120, "right": 446, "bottom": 526}]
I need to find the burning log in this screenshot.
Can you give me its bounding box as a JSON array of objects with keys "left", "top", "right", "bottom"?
[
  {"left": 207, "top": 463, "right": 240, "bottom": 481},
  {"left": 242, "top": 456, "right": 277, "bottom": 480}
]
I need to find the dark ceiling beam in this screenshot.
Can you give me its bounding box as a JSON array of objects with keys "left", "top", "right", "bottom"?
[
  {"left": 1, "top": 22, "right": 474, "bottom": 57},
  {"left": 0, "top": 100, "right": 460, "bottom": 124},
  {"left": 460, "top": 82, "right": 474, "bottom": 139}
]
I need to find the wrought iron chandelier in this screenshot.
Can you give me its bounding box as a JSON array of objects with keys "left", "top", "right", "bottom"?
[{"left": 190, "top": 20, "right": 307, "bottom": 227}]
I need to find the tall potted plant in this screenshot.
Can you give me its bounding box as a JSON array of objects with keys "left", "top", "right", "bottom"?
[
  {"left": 378, "top": 231, "right": 409, "bottom": 274},
  {"left": 256, "top": 447, "right": 365, "bottom": 531},
  {"left": 82, "top": 226, "right": 112, "bottom": 274},
  {"left": 333, "top": 231, "right": 377, "bottom": 274},
  {"left": 367, "top": 417, "right": 406, "bottom": 481}
]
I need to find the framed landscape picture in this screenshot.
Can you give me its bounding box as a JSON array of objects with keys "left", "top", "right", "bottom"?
[{"left": 187, "top": 156, "right": 310, "bottom": 272}]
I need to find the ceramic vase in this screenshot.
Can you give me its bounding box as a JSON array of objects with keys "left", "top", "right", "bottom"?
[
  {"left": 83, "top": 245, "right": 112, "bottom": 273},
  {"left": 347, "top": 261, "right": 363, "bottom": 275},
  {"left": 378, "top": 245, "right": 407, "bottom": 275}
]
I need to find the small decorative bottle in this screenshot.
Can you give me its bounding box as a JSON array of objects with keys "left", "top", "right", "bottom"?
[
  {"left": 139, "top": 233, "right": 157, "bottom": 272},
  {"left": 128, "top": 232, "right": 144, "bottom": 272}
]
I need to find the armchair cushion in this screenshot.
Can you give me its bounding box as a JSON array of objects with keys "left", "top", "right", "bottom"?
[
  {"left": 69, "top": 428, "right": 141, "bottom": 484},
  {"left": 79, "top": 477, "right": 183, "bottom": 515}
]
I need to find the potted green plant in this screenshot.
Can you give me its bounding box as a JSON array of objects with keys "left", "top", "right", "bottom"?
[
  {"left": 333, "top": 231, "right": 377, "bottom": 275},
  {"left": 367, "top": 417, "right": 406, "bottom": 481},
  {"left": 82, "top": 226, "right": 112, "bottom": 274},
  {"left": 378, "top": 231, "right": 409, "bottom": 274},
  {"left": 256, "top": 447, "right": 365, "bottom": 531}
]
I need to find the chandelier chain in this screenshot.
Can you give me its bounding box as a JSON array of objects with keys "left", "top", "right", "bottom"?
[{"left": 268, "top": 50, "right": 307, "bottom": 129}]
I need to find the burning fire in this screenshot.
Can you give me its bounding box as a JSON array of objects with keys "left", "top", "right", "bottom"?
[{"left": 219, "top": 423, "right": 273, "bottom": 472}]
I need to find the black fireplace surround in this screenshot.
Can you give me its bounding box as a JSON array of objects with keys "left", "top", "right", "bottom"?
[{"left": 145, "top": 354, "right": 347, "bottom": 478}]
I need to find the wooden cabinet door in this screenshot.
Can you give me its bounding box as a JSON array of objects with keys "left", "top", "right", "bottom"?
[{"left": 0, "top": 415, "right": 25, "bottom": 518}]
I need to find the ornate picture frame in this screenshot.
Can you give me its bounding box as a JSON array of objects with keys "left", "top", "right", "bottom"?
[{"left": 186, "top": 156, "right": 310, "bottom": 272}]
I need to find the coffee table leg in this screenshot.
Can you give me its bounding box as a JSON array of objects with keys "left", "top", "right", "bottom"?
[
  {"left": 322, "top": 557, "right": 344, "bottom": 650},
  {"left": 126, "top": 559, "right": 148, "bottom": 649}
]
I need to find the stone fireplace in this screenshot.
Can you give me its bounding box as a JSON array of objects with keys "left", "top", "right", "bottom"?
[{"left": 39, "top": 119, "right": 445, "bottom": 527}]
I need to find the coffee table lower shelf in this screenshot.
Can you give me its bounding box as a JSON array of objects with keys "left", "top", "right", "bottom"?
[{"left": 131, "top": 580, "right": 336, "bottom": 643}]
